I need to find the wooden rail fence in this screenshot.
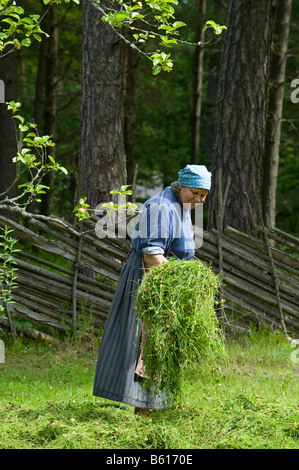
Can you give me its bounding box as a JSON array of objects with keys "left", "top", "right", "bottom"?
[
  {"left": 0, "top": 213, "right": 298, "bottom": 342},
  {"left": 195, "top": 226, "right": 299, "bottom": 336}
]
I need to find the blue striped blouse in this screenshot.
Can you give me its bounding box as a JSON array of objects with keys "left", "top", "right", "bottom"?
[{"left": 131, "top": 187, "right": 195, "bottom": 260}]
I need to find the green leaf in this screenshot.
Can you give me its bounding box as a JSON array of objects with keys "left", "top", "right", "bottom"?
[
  {"left": 21, "top": 38, "right": 31, "bottom": 47},
  {"left": 203, "top": 20, "right": 227, "bottom": 35},
  {"left": 58, "top": 166, "right": 68, "bottom": 175},
  {"left": 110, "top": 189, "right": 122, "bottom": 194},
  {"left": 116, "top": 12, "right": 129, "bottom": 21},
  {"left": 120, "top": 184, "right": 131, "bottom": 192},
  {"left": 7, "top": 101, "right": 21, "bottom": 112},
  {"left": 35, "top": 184, "right": 50, "bottom": 194},
  {"left": 152, "top": 56, "right": 161, "bottom": 66},
  {"left": 2, "top": 18, "right": 14, "bottom": 26},
  {"left": 172, "top": 21, "right": 186, "bottom": 30},
  {"left": 152, "top": 64, "right": 162, "bottom": 75},
  {"left": 13, "top": 115, "right": 24, "bottom": 123}
]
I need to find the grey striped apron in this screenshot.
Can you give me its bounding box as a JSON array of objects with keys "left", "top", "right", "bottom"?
[{"left": 93, "top": 248, "right": 169, "bottom": 409}]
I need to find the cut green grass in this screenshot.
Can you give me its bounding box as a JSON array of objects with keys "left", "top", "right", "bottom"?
[{"left": 0, "top": 325, "right": 298, "bottom": 449}]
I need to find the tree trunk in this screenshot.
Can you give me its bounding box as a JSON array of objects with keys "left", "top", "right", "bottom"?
[
  {"left": 34, "top": 4, "right": 48, "bottom": 132},
  {"left": 79, "top": 0, "right": 127, "bottom": 211},
  {"left": 40, "top": 4, "right": 58, "bottom": 216},
  {"left": 190, "top": 0, "right": 206, "bottom": 164},
  {"left": 0, "top": 51, "right": 18, "bottom": 220},
  {"left": 123, "top": 41, "right": 139, "bottom": 189},
  {"left": 208, "top": 0, "right": 273, "bottom": 235},
  {"left": 203, "top": 0, "right": 225, "bottom": 157},
  {"left": 262, "top": 0, "right": 292, "bottom": 229}
]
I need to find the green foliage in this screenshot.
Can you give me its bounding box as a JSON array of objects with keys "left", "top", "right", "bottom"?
[
  {"left": 202, "top": 20, "right": 227, "bottom": 35},
  {"left": 0, "top": 227, "right": 20, "bottom": 316},
  {"left": 96, "top": 0, "right": 226, "bottom": 74},
  {"left": 74, "top": 186, "right": 139, "bottom": 221},
  {"left": 43, "top": 0, "right": 80, "bottom": 4},
  {"left": 73, "top": 197, "right": 90, "bottom": 222},
  {"left": 135, "top": 258, "right": 227, "bottom": 400},
  {"left": 0, "top": 0, "right": 48, "bottom": 55},
  {"left": 2, "top": 0, "right": 297, "bottom": 234},
  {"left": 4, "top": 101, "right": 68, "bottom": 206},
  {"left": 151, "top": 51, "right": 173, "bottom": 75}
]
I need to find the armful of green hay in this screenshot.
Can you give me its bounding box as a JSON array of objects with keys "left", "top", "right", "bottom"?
[{"left": 135, "top": 258, "right": 228, "bottom": 399}]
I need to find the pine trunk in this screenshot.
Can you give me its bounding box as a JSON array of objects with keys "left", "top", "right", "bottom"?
[
  {"left": 79, "top": 0, "right": 127, "bottom": 211},
  {"left": 123, "top": 41, "right": 139, "bottom": 189},
  {"left": 208, "top": 0, "right": 273, "bottom": 234},
  {"left": 0, "top": 51, "right": 18, "bottom": 220}
]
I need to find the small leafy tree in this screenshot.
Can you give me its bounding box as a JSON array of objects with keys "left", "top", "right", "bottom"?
[
  {"left": 0, "top": 226, "right": 20, "bottom": 336},
  {"left": 0, "top": 101, "right": 67, "bottom": 211}
]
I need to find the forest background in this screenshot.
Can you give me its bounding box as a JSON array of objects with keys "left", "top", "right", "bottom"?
[
  {"left": 0, "top": 4, "right": 299, "bottom": 452},
  {"left": 0, "top": 0, "right": 298, "bottom": 238}
]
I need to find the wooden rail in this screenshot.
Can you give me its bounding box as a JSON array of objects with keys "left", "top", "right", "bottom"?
[{"left": 0, "top": 213, "right": 298, "bottom": 341}]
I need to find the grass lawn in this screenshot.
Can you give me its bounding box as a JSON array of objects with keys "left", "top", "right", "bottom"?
[{"left": 0, "top": 324, "right": 298, "bottom": 450}]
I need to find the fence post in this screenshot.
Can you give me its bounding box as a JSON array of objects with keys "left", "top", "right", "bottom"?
[
  {"left": 217, "top": 168, "right": 231, "bottom": 325},
  {"left": 254, "top": 191, "right": 289, "bottom": 338},
  {"left": 72, "top": 232, "right": 83, "bottom": 331}
]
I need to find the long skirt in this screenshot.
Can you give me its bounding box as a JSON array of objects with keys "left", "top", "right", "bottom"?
[{"left": 93, "top": 248, "right": 169, "bottom": 409}]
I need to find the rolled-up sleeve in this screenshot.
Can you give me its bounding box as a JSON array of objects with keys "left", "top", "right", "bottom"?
[{"left": 142, "top": 246, "right": 165, "bottom": 255}]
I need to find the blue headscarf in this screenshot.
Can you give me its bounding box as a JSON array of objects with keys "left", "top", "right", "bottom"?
[{"left": 172, "top": 164, "right": 211, "bottom": 190}]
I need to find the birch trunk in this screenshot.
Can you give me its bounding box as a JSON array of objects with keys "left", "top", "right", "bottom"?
[
  {"left": 41, "top": 4, "right": 58, "bottom": 216},
  {"left": 262, "top": 0, "right": 292, "bottom": 229},
  {"left": 191, "top": 0, "right": 206, "bottom": 164}
]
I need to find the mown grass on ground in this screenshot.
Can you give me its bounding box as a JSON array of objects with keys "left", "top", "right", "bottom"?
[{"left": 0, "top": 323, "right": 298, "bottom": 449}]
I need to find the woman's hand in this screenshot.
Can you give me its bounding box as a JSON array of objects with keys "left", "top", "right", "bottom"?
[{"left": 143, "top": 253, "right": 168, "bottom": 267}]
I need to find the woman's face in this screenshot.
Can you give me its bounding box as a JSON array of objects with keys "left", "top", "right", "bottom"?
[{"left": 178, "top": 187, "right": 209, "bottom": 209}]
